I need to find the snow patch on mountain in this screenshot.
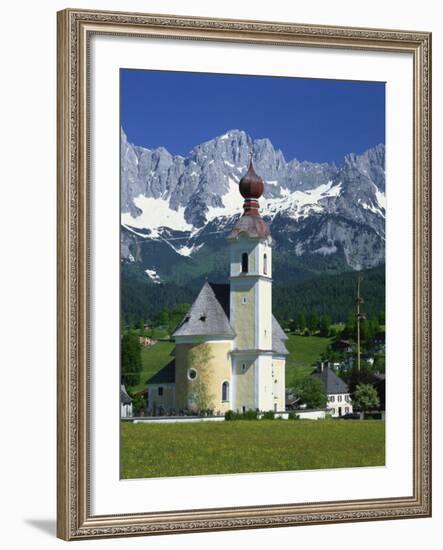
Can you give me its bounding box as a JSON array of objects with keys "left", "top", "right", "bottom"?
[
  {"left": 145, "top": 269, "right": 161, "bottom": 284},
  {"left": 361, "top": 201, "right": 384, "bottom": 216},
  {"left": 375, "top": 189, "right": 386, "bottom": 210},
  {"left": 313, "top": 245, "right": 338, "bottom": 255},
  {"left": 206, "top": 178, "right": 243, "bottom": 221},
  {"left": 176, "top": 243, "right": 204, "bottom": 257},
  {"left": 122, "top": 224, "right": 151, "bottom": 238},
  {"left": 261, "top": 181, "right": 341, "bottom": 220},
  {"left": 121, "top": 195, "right": 193, "bottom": 232}
]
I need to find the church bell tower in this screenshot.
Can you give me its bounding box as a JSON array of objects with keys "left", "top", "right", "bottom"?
[{"left": 227, "top": 157, "right": 274, "bottom": 411}]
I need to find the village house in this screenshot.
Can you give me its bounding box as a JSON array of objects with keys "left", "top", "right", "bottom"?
[
  {"left": 146, "top": 159, "right": 288, "bottom": 415},
  {"left": 312, "top": 363, "right": 353, "bottom": 417},
  {"left": 332, "top": 339, "right": 353, "bottom": 353}
]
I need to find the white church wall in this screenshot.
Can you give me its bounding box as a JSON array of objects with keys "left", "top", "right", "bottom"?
[
  {"left": 272, "top": 358, "right": 286, "bottom": 411},
  {"left": 256, "top": 239, "right": 272, "bottom": 278},
  {"left": 256, "top": 355, "right": 275, "bottom": 411}
]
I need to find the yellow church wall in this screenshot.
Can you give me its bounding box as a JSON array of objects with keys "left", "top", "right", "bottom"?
[
  {"left": 232, "top": 282, "right": 255, "bottom": 349},
  {"left": 257, "top": 279, "right": 272, "bottom": 350},
  {"left": 233, "top": 359, "right": 256, "bottom": 411},
  {"left": 246, "top": 248, "right": 256, "bottom": 272},
  {"left": 235, "top": 247, "right": 256, "bottom": 273},
  {"left": 175, "top": 341, "right": 232, "bottom": 414},
  {"left": 229, "top": 242, "right": 257, "bottom": 276}
]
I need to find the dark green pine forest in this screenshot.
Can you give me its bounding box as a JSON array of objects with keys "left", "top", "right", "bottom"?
[
  {"left": 273, "top": 265, "right": 385, "bottom": 322},
  {"left": 121, "top": 262, "right": 385, "bottom": 327}
]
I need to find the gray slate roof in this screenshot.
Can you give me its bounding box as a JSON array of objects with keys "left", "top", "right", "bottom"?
[
  {"left": 272, "top": 315, "right": 289, "bottom": 355},
  {"left": 146, "top": 360, "right": 176, "bottom": 384},
  {"left": 272, "top": 315, "right": 288, "bottom": 341},
  {"left": 172, "top": 282, "right": 235, "bottom": 338},
  {"left": 313, "top": 366, "right": 349, "bottom": 394},
  {"left": 173, "top": 282, "right": 288, "bottom": 355},
  {"left": 120, "top": 384, "right": 132, "bottom": 405}
]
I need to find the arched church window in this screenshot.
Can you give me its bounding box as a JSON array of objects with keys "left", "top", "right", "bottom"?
[
  {"left": 241, "top": 252, "right": 249, "bottom": 273},
  {"left": 263, "top": 253, "right": 268, "bottom": 275},
  {"left": 222, "top": 381, "right": 230, "bottom": 402}
]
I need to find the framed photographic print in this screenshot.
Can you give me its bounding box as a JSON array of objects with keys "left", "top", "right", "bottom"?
[{"left": 57, "top": 8, "right": 432, "bottom": 540}]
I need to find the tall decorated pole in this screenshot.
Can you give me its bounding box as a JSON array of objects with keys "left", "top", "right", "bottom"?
[{"left": 356, "top": 275, "right": 365, "bottom": 371}]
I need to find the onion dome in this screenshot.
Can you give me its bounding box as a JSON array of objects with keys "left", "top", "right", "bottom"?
[
  {"left": 227, "top": 156, "right": 270, "bottom": 240},
  {"left": 238, "top": 159, "right": 264, "bottom": 217},
  {"left": 238, "top": 156, "right": 265, "bottom": 216},
  {"left": 239, "top": 159, "right": 265, "bottom": 200}
]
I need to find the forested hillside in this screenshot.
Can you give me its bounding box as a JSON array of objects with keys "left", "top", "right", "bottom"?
[
  {"left": 122, "top": 263, "right": 384, "bottom": 325},
  {"left": 273, "top": 265, "right": 385, "bottom": 322}
]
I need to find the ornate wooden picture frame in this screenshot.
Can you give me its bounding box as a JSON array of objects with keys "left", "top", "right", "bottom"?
[{"left": 57, "top": 8, "right": 431, "bottom": 540}]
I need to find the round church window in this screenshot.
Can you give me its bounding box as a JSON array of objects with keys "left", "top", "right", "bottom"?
[{"left": 187, "top": 368, "right": 198, "bottom": 381}]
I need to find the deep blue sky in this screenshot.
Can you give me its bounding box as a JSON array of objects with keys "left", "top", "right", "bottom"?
[{"left": 121, "top": 69, "right": 385, "bottom": 165}]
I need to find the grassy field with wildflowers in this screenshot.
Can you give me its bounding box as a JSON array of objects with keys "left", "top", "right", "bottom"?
[{"left": 121, "top": 419, "right": 385, "bottom": 479}]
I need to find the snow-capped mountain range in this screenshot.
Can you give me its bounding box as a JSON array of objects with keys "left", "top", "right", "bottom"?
[{"left": 121, "top": 128, "right": 385, "bottom": 286}]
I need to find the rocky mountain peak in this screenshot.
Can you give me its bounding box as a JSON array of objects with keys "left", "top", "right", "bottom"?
[{"left": 121, "top": 129, "right": 385, "bottom": 274}]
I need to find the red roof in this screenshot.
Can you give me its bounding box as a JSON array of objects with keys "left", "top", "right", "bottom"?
[{"left": 228, "top": 215, "right": 270, "bottom": 240}]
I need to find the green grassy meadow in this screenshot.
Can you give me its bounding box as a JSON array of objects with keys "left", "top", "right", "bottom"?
[
  {"left": 131, "top": 340, "right": 174, "bottom": 393},
  {"left": 284, "top": 334, "right": 331, "bottom": 387},
  {"left": 121, "top": 419, "right": 385, "bottom": 479}
]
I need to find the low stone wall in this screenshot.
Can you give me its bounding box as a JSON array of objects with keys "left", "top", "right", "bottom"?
[
  {"left": 293, "top": 409, "right": 326, "bottom": 420},
  {"left": 131, "top": 416, "right": 225, "bottom": 424},
  {"left": 269, "top": 409, "right": 326, "bottom": 420},
  {"left": 128, "top": 409, "right": 327, "bottom": 423}
]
